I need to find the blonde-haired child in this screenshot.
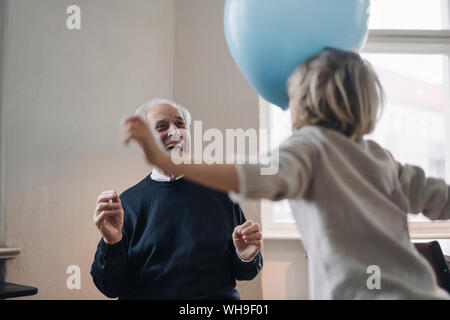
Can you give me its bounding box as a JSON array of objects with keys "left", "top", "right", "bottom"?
[{"left": 122, "top": 48, "right": 450, "bottom": 299}]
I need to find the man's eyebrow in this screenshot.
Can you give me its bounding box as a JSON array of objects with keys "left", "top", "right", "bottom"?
[
  {"left": 154, "top": 120, "right": 168, "bottom": 126},
  {"left": 175, "top": 116, "right": 185, "bottom": 122}
]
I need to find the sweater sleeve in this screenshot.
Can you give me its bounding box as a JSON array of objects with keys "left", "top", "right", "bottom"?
[
  {"left": 235, "top": 131, "right": 317, "bottom": 201},
  {"left": 231, "top": 204, "right": 263, "bottom": 281},
  {"left": 90, "top": 197, "right": 134, "bottom": 298},
  {"left": 90, "top": 235, "right": 132, "bottom": 298},
  {"left": 396, "top": 162, "right": 450, "bottom": 220}
]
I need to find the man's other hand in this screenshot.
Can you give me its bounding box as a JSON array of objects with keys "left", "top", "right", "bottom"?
[{"left": 232, "top": 220, "right": 263, "bottom": 262}]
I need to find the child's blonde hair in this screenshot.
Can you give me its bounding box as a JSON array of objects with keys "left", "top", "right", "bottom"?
[{"left": 288, "top": 48, "right": 385, "bottom": 140}]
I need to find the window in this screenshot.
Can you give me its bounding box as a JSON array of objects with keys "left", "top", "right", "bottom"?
[
  {"left": 369, "top": 0, "right": 448, "bottom": 30},
  {"left": 261, "top": 0, "right": 450, "bottom": 239},
  {"left": 364, "top": 53, "right": 446, "bottom": 182}
]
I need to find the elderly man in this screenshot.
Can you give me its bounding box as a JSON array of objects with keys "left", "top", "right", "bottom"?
[{"left": 90, "top": 99, "right": 263, "bottom": 300}]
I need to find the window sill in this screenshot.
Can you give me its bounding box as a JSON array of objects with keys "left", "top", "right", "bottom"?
[
  {"left": 0, "top": 248, "right": 21, "bottom": 259},
  {"left": 409, "top": 221, "right": 450, "bottom": 239},
  {"left": 263, "top": 232, "right": 302, "bottom": 240},
  {"left": 409, "top": 233, "right": 450, "bottom": 239},
  {"left": 263, "top": 231, "right": 450, "bottom": 241}
]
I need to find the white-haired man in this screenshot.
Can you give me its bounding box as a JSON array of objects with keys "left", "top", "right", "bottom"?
[{"left": 90, "top": 99, "right": 263, "bottom": 299}]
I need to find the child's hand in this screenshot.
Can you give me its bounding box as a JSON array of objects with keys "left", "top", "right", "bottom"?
[{"left": 122, "top": 116, "right": 164, "bottom": 165}]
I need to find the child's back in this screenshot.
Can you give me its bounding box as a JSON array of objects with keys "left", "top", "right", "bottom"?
[{"left": 278, "top": 125, "right": 449, "bottom": 299}]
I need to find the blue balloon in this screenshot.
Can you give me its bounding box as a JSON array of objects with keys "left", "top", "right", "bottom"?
[{"left": 224, "top": 0, "right": 370, "bottom": 110}]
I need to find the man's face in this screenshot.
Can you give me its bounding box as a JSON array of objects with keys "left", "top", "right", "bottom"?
[{"left": 146, "top": 103, "right": 191, "bottom": 155}]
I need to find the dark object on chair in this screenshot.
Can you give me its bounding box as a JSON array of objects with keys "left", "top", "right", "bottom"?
[{"left": 414, "top": 241, "right": 450, "bottom": 294}]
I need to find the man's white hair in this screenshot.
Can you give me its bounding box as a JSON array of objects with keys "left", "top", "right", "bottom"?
[{"left": 135, "top": 98, "right": 192, "bottom": 128}]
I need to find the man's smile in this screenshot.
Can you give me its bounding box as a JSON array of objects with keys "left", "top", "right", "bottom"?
[{"left": 165, "top": 142, "right": 183, "bottom": 152}]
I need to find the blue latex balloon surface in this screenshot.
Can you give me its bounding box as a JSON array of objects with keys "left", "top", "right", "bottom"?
[{"left": 224, "top": 0, "right": 370, "bottom": 109}]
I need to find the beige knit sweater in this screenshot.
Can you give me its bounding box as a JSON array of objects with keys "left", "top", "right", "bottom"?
[{"left": 236, "top": 125, "right": 450, "bottom": 299}]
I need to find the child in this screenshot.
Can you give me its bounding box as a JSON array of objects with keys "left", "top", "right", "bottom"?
[{"left": 122, "top": 48, "right": 450, "bottom": 299}]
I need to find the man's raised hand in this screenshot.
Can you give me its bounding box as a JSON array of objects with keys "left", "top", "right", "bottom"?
[{"left": 94, "top": 190, "right": 124, "bottom": 245}]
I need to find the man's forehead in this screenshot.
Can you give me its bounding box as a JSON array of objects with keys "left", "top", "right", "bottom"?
[{"left": 146, "top": 104, "right": 183, "bottom": 122}]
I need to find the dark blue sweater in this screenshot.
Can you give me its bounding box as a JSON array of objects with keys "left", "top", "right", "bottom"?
[{"left": 90, "top": 174, "right": 263, "bottom": 300}]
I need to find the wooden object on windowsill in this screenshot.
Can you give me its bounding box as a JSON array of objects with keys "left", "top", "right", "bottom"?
[{"left": 0, "top": 247, "right": 21, "bottom": 259}]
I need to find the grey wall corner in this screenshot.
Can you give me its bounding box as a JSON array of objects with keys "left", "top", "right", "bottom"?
[{"left": 0, "top": 0, "right": 9, "bottom": 248}]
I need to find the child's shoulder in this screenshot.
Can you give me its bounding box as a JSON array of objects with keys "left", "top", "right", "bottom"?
[
  {"left": 281, "top": 125, "right": 332, "bottom": 155},
  {"left": 292, "top": 125, "right": 324, "bottom": 139},
  {"left": 291, "top": 126, "right": 392, "bottom": 156},
  {"left": 362, "top": 138, "right": 391, "bottom": 154},
  {"left": 291, "top": 125, "right": 342, "bottom": 146},
  {"left": 363, "top": 139, "right": 398, "bottom": 164}
]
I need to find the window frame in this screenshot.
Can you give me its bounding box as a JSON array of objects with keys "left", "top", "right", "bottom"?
[{"left": 260, "top": 6, "right": 450, "bottom": 239}]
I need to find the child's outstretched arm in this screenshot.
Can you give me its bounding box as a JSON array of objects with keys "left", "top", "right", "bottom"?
[
  {"left": 122, "top": 116, "right": 240, "bottom": 193},
  {"left": 164, "top": 159, "right": 240, "bottom": 194},
  {"left": 396, "top": 161, "right": 450, "bottom": 221},
  {"left": 122, "top": 116, "right": 315, "bottom": 200}
]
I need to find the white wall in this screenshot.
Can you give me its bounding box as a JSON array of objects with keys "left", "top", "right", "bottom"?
[
  {"left": 2, "top": 0, "right": 174, "bottom": 299},
  {"left": 262, "top": 240, "right": 309, "bottom": 299},
  {"left": 0, "top": 0, "right": 7, "bottom": 249}
]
